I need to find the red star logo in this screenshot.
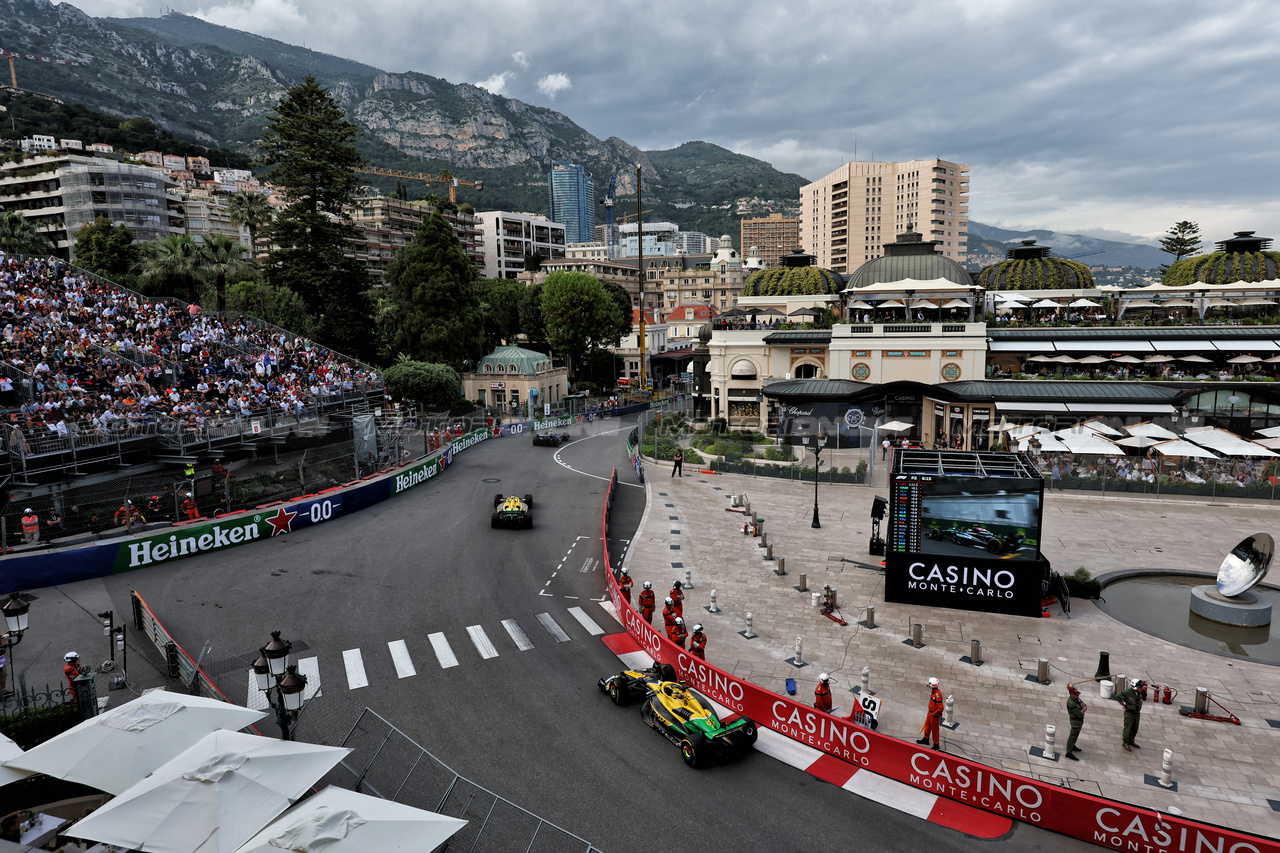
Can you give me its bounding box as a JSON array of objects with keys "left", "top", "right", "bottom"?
[
  {"left": 267, "top": 506, "right": 297, "bottom": 536},
  {"left": 492, "top": 426, "right": 502, "bottom": 437}
]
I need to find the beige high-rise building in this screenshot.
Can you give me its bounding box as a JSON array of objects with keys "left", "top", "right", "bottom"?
[
  {"left": 740, "top": 212, "right": 800, "bottom": 269},
  {"left": 800, "top": 159, "right": 969, "bottom": 274}
]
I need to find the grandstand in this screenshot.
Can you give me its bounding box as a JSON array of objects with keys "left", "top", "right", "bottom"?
[{"left": 0, "top": 253, "right": 387, "bottom": 544}]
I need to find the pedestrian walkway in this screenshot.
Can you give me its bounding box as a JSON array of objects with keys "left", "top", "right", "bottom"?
[
  {"left": 621, "top": 470, "right": 1280, "bottom": 839},
  {"left": 243, "top": 605, "right": 609, "bottom": 710}
]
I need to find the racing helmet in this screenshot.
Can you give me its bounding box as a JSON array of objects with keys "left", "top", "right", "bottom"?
[
  {"left": 928, "top": 677, "right": 940, "bottom": 688},
  {"left": 24, "top": 507, "right": 31, "bottom": 513},
  {"left": 675, "top": 616, "right": 684, "bottom": 625},
  {"left": 693, "top": 624, "right": 703, "bottom": 632},
  {"left": 819, "top": 672, "right": 830, "bottom": 683},
  {"left": 642, "top": 581, "right": 652, "bottom": 589},
  {"left": 664, "top": 597, "right": 673, "bottom": 605},
  {"left": 64, "top": 651, "right": 79, "bottom": 661}
]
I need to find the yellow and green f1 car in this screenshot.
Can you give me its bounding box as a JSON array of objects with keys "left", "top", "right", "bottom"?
[{"left": 598, "top": 663, "right": 758, "bottom": 768}]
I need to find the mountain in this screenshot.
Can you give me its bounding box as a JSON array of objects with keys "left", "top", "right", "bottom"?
[
  {"left": 0, "top": 1, "right": 807, "bottom": 237},
  {"left": 968, "top": 222, "right": 1167, "bottom": 270}
]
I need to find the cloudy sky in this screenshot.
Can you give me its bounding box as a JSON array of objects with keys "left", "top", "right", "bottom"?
[{"left": 68, "top": 0, "right": 1280, "bottom": 245}]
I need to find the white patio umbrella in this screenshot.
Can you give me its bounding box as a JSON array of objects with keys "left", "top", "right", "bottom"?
[
  {"left": 1031, "top": 299, "right": 1062, "bottom": 309},
  {"left": 1019, "top": 434, "right": 1070, "bottom": 452},
  {"left": 1115, "top": 435, "right": 1161, "bottom": 448},
  {"left": 995, "top": 295, "right": 1027, "bottom": 304},
  {"left": 1177, "top": 355, "right": 1213, "bottom": 363},
  {"left": 909, "top": 298, "right": 936, "bottom": 308},
  {"left": 878, "top": 299, "right": 906, "bottom": 308},
  {"left": 1205, "top": 298, "right": 1237, "bottom": 308},
  {"left": 1150, "top": 439, "right": 1219, "bottom": 459},
  {"left": 1009, "top": 425, "right": 1050, "bottom": 440},
  {"left": 70, "top": 730, "right": 350, "bottom": 853},
  {"left": 0, "top": 732, "right": 35, "bottom": 787},
  {"left": 1162, "top": 298, "right": 1196, "bottom": 308},
  {"left": 234, "top": 786, "right": 467, "bottom": 853},
  {"left": 3, "top": 689, "right": 267, "bottom": 795},
  {"left": 1257, "top": 425, "right": 1280, "bottom": 438},
  {"left": 879, "top": 420, "right": 914, "bottom": 432},
  {"left": 1256, "top": 436, "right": 1280, "bottom": 450},
  {"left": 1025, "top": 354, "right": 1054, "bottom": 362},
  {"left": 1227, "top": 355, "right": 1262, "bottom": 364},
  {"left": 1078, "top": 418, "right": 1123, "bottom": 436},
  {"left": 1111, "top": 355, "right": 1143, "bottom": 364},
  {"left": 1126, "top": 421, "right": 1179, "bottom": 440},
  {"left": 1049, "top": 354, "right": 1078, "bottom": 363},
  {"left": 1237, "top": 298, "right": 1276, "bottom": 307},
  {"left": 1059, "top": 431, "right": 1123, "bottom": 455},
  {"left": 849, "top": 300, "right": 875, "bottom": 310},
  {"left": 941, "top": 298, "right": 971, "bottom": 309},
  {"left": 1123, "top": 299, "right": 1161, "bottom": 309},
  {"left": 1143, "top": 354, "right": 1175, "bottom": 363},
  {"left": 1075, "top": 355, "right": 1110, "bottom": 364},
  {"left": 1182, "top": 426, "right": 1279, "bottom": 457},
  {"left": 1264, "top": 356, "right": 1280, "bottom": 364},
  {"left": 1068, "top": 298, "right": 1102, "bottom": 308}
]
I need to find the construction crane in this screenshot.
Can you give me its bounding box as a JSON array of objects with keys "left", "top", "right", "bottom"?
[
  {"left": 0, "top": 48, "right": 76, "bottom": 92},
  {"left": 617, "top": 209, "right": 653, "bottom": 224},
  {"left": 353, "top": 166, "right": 482, "bottom": 203},
  {"left": 599, "top": 174, "right": 616, "bottom": 258}
]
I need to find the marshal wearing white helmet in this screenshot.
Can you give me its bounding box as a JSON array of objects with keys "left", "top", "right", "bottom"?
[{"left": 918, "top": 677, "right": 944, "bottom": 750}]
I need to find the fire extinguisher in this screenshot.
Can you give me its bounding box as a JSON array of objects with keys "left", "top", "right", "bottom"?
[
  {"left": 752, "top": 523, "right": 760, "bottom": 537},
  {"left": 1162, "top": 685, "right": 1174, "bottom": 704},
  {"left": 1138, "top": 682, "right": 1149, "bottom": 701},
  {"left": 742, "top": 521, "right": 750, "bottom": 535}
]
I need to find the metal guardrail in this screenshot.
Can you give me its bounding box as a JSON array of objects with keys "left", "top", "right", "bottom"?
[{"left": 130, "top": 589, "right": 231, "bottom": 702}]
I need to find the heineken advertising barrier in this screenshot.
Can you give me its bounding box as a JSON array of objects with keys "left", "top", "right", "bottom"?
[
  {"left": 0, "top": 413, "right": 589, "bottom": 592},
  {"left": 596, "top": 484, "right": 1277, "bottom": 852}
]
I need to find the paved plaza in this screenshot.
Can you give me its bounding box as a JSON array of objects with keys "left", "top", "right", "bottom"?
[{"left": 623, "top": 464, "right": 1280, "bottom": 839}]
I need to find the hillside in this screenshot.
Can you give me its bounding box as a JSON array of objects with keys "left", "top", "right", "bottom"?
[
  {"left": 0, "top": 1, "right": 807, "bottom": 231},
  {"left": 968, "top": 221, "right": 1166, "bottom": 270}
]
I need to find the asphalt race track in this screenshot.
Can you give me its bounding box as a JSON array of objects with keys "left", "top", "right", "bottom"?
[{"left": 88, "top": 416, "right": 1097, "bottom": 852}]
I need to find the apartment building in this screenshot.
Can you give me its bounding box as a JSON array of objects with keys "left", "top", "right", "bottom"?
[
  {"left": 740, "top": 212, "right": 800, "bottom": 268},
  {"left": 547, "top": 162, "right": 595, "bottom": 244},
  {"left": 348, "top": 195, "right": 485, "bottom": 284},
  {"left": 182, "top": 188, "right": 247, "bottom": 246},
  {"left": 477, "top": 211, "right": 566, "bottom": 279},
  {"left": 800, "top": 159, "right": 969, "bottom": 274}
]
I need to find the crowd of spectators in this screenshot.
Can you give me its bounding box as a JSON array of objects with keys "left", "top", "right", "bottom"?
[
  {"left": 1031, "top": 451, "right": 1276, "bottom": 490},
  {"left": 0, "top": 255, "right": 381, "bottom": 454}
]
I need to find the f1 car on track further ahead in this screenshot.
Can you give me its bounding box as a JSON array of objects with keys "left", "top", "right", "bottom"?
[
  {"left": 598, "top": 663, "right": 758, "bottom": 768},
  {"left": 492, "top": 494, "right": 534, "bottom": 528},
  {"left": 532, "top": 432, "right": 572, "bottom": 447},
  {"left": 926, "top": 524, "right": 1025, "bottom": 555}
]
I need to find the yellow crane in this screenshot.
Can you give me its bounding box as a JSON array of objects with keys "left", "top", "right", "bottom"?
[
  {"left": 0, "top": 48, "right": 76, "bottom": 91},
  {"left": 353, "top": 166, "right": 482, "bottom": 203}
]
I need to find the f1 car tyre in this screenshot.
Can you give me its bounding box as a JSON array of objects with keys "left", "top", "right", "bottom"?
[
  {"left": 524, "top": 515, "right": 533, "bottom": 529},
  {"left": 524, "top": 494, "right": 533, "bottom": 507},
  {"left": 925, "top": 528, "right": 941, "bottom": 540},
  {"left": 985, "top": 539, "right": 1003, "bottom": 554},
  {"left": 608, "top": 678, "right": 627, "bottom": 706},
  {"left": 493, "top": 493, "right": 503, "bottom": 509},
  {"left": 740, "top": 721, "right": 758, "bottom": 747},
  {"left": 658, "top": 662, "right": 677, "bottom": 682},
  {"left": 681, "top": 732, "right": 706, "bottom": 768},
  {"left": 490, "top": 516, "right": 499, "bottom": 528}
]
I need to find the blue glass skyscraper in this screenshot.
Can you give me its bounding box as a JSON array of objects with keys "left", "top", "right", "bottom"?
[{"left": 548, "top": 161, "right": 596, "bottom": 244}]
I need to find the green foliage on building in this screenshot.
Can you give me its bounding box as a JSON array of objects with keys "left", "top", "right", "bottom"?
[
  {"left": 1162, "top": 251, "right": 1280, "bottom": 286},
  {"left": 742, "top": 266, "right": 839, "bottom": 296},
  {"left": 977, "top": 258, "right": 1095, "bottom": 290}
]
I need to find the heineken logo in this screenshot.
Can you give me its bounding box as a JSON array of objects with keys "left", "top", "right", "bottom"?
[
  {"left": 126, "top": 521, "right": 262, "bottom": 568},
  {"left": 393, "top": 459, "right": 441, "bottom": 494}
]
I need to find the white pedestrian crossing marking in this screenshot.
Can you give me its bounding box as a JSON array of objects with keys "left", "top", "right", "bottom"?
[
  {"left": 467, "top": 625, "right": 499, "bottom": 659},
  {"left": 429, "top": 632, "right": 459, "bottom": 668},
  {"left": 342, "top": 648, "right": 368, "bottom": 690},
  {"left": 502, "top": 619, "right": 535, "bottom": 651},
  {"left": 567, "top": 606, "right": 605, "bottom": 636},
  {"left": 388, "top": 640, "right": 416, "bottom": 678},
  {"left": 297, "top": 656, "right": 322, "bottom": 701},
  {"left": 537, "top": 612, "right": 571, "bottom": 643}
]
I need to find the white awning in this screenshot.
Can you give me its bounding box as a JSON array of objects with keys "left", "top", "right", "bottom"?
[
  {"left": 990, "top": 340, "right": 1056, "bottom": 352},
  {"left": 1065, "top": 403, "right": 1178, "bottom": 414},
  {"left": 1212, "top": 340, "right": 1280, "bottom": 352},
  {"left": 1147, "top": 340, "right": 1217, "bottom": 352},
  {"left": 994, "top": 401, "right": 1070, "bottom": 413},
  {"left": 1054, "top": 340, "right": 1155, "bottom": 352}
]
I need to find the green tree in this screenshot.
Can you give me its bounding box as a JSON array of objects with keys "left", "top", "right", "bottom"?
[
  {"left": 1159, "top": 221, "right": 1202, "bottom": 270},
  {"left": 257, "top": 76, "right": 373, "bottom": 358},
  {"left": 227, "top": 191, "right": 272, "bottom": 262},
  {"left": 384, "top": 360, "right": 463, "bottom": 410},
  {"left": 197, "top": 234, "right": 248, "bottom": 312},
  {"left": 0, "top": 211, "right": 54, "bottom": 256},
  {"left": 519, "top": 282, "right": 547, "bottom": 346},
  {"left": 523, "top": 251, "right": 544, "bottom": 272},
  {"left": 72, "top": 217, "right": 136, "bottom": 281},
  {"left": 384, "top": 209, "right": 483, "bottom": 368},
  {"left": 136, "top": 234, "right": 200, "bottom": 302},
  {"left": 227, "top": 279, "right": 314, "bottom": 336},
  {"left": 603, "top": 281, "right": 633, "bottom": 338},
  {"left": 541, "top": 271, "right": 623, "bottom": 379},
  {"left": 476, "top": 277, "right": 526, "bottom": 350}
]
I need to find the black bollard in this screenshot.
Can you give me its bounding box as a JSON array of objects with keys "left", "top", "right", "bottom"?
[{"left": 1094, "top": 651, "right": 1111, "bottom": 679}]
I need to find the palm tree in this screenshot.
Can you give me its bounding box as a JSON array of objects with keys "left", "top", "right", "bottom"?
[
  {"left": 227, "top": 191, "right": 273, "bottom": 262},
  {"left": 0, "top": 210, "right": 55, "bottom": 256},
  {"left": 137, "top": 234, "right": 200, "bottom": 303},
  {"left": 197, "top": 234, "right": 248, "bottom": 313}
]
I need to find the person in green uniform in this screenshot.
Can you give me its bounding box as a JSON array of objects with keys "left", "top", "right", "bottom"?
[
  {"left": 1115, "top": 679, "right": 1145, "bottom": 752},
  {"left": 1064, "top": 684, "right": 1086, "bottom": 760}
]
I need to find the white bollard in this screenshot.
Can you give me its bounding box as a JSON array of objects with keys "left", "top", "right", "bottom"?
[
  {"left": 1159, "top": 748, "right": 1175, "bottom": 788},
  {"left": 811, "top": 592, "right": 822, "bottom": 607},
  {"left": 865, "top": 605, "right": 876, "bottom": 629},
  {"left": 944, "top": 695, "right": 955, "bottom": 727},
  {"left": 683, "top": 568, "right": 693, "bottom": 589},
  {"left": 708, "top": 589, "right": 719, "bottom": 613},
  {"left": 794, "top": 636, "right": 804, "bottom": 666},
  {"left": 860, "top": 666, "right": 870, "bottom": 696},
  {"left": 1044, "top": 724, "right": 1057, "bottom": 759},
  {"left": 744, "top": 612, "right": 756, "bottom": 639}
]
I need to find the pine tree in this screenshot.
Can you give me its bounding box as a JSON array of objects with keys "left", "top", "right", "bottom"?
[
  {"left": 1159, "top": 221, "right": 1202, "bottom": 267},
  {"left": 257, "top": 76, "right": 373, "bottom": 358},
  {"left": 384, "top": 209, "right": 483, "bottom": 368}
]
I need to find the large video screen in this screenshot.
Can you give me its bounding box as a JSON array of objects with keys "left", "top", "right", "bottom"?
[{"left": 889, "top": 474, "right": 1043, "bottom": 561}]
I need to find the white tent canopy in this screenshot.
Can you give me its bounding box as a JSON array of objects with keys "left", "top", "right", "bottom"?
[
  {"left": 1069, "top": 298, "right": 1102, "bottom": 308},
  {"left": 879, "top": 420, "right": 914, "bottom": 432},
  {"left": 1019, "top": 434, "right": 1070, "bottom": 452},
  {"left": 234, "top": 786, "right": 467, "bottom": 853},
  {"left": 1058, "top": 431, "right": 1123, "bottom": 455},
  {"left": 1078, "top": 418, "right": 1123, "bottom": 436},
  {"left": 1126, "top": 421, "right": 1179, "bottom": 440},
  {"left": 3, "top": 689, "right": 266, "bottom": 795},
  {"left": 70, "top": 730, "right": 350, "bottom": 853},
  {"left": 1182, "top": 426, "right": 1279, "bottom": 457},
  {"left": 1115, "top": 435, "right": 1162, "bottom": 448},
  {"left": 1150, "top": 439, "right": 1219, "bottom": 459}
]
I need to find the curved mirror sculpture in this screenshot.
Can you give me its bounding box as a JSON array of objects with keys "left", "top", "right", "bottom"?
[{"left": 1217, "top": 533, "right": 1273, "bottom": 597}]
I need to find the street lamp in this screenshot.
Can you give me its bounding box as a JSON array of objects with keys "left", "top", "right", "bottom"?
[
  {"left": 2, "top": 592, "right": 31, "bottom": 701},
  {"left": 254, "top": 630, "right": 308, "bottom": 740},
  {"left": 805, "top": 428, "right": 828, "bottom": 529}
]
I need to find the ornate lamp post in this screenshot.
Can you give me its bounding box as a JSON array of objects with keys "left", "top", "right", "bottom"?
[
  {"left": 805, "top": 428, "right": 828, "bottom": 529},
  {"left": 2, "top": 592, "right": 30, "bottom": 700},
  {"left": 253, "top": 630, "right": 308, "bottom": 740}
]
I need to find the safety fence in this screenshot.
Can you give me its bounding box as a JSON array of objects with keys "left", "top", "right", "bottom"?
[
  {"left": 596, "top": 475, "right": 1279, "bottom": 853},
  {"left": 311, "top": 709, "right": 600, "bottom": 853},
  {"left": 130, "top": 590, "right": 232, "bottom": 704}
]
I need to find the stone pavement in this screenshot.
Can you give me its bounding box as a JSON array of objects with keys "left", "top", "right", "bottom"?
[{"left": 621, "top": 464, "right": 1280, "bottom": 840}]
